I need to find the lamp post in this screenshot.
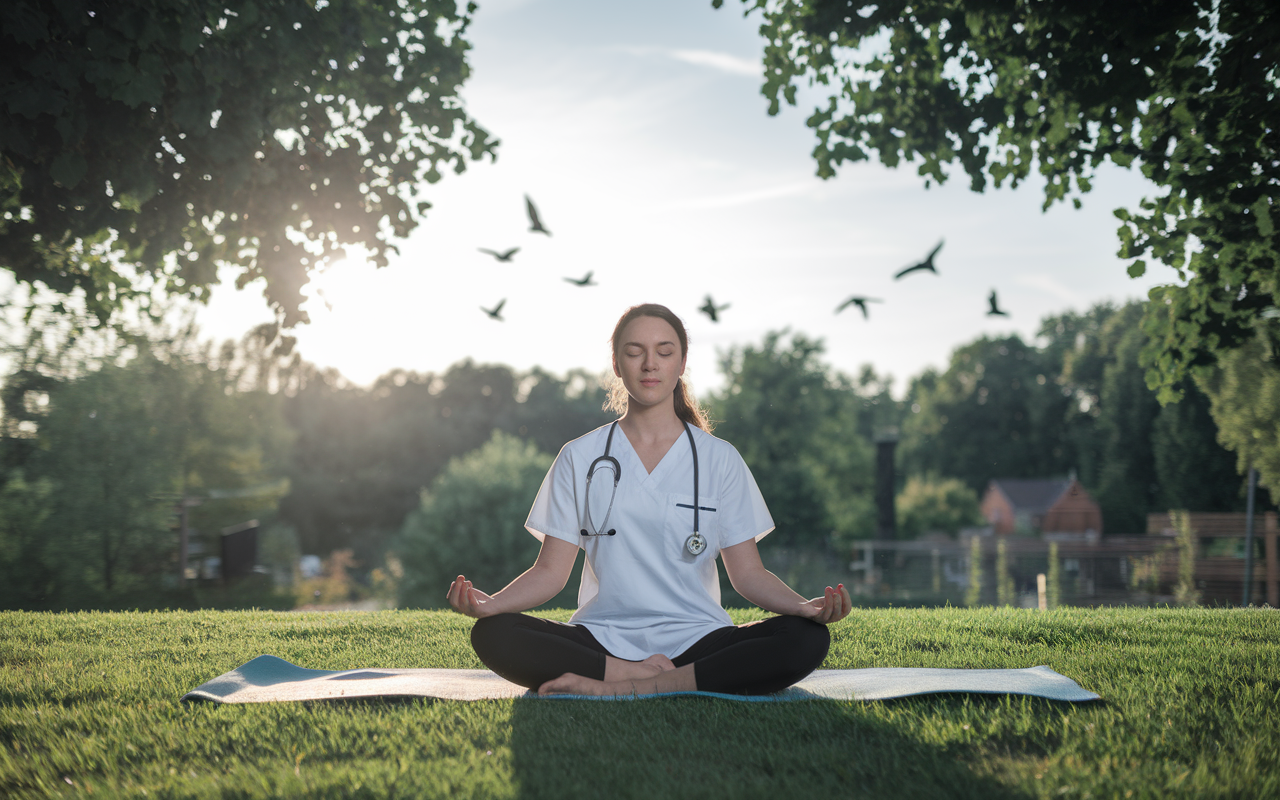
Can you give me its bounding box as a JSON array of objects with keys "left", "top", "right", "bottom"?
[{"left": 1243, "top": 467, "right": 1258, "bottom": 606}]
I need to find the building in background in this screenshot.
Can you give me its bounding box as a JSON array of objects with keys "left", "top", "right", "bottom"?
[{"left": 982, "top": 478, "right": 1103, "bottom": 537}]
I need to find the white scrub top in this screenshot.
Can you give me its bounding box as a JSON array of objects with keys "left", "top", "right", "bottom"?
[{"left": 524, "top": 422, "right": 775, "bottom": 661}]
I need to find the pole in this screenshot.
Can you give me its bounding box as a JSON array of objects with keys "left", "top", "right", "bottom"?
[
  {"left": 178, "top": 498, "right": 189, "bottom": 586},
  {"left": 873, "top": 430, "right": 898, "bottom": 541},
  {"left": 1243, "top": 467, "right": 1257, "bottom": 606}
]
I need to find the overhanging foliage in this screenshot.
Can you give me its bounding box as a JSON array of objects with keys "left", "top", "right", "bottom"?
[
  {"left": 718, "top": 0, "right": 1280, "bottom": 401},
  {"left": 0, "top": 0, "right": 496, "bottom": 325}
]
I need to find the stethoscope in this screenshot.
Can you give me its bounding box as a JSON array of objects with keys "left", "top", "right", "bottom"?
[{"left": 580, "top": 420, "right": 708, "bottom": 557}]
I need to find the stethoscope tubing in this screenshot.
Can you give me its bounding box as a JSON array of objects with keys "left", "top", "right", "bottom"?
[
  {"left": 582, "top": 424, "right": 621, "bottom": 536},
  {"left": 581, "top": 420, "right": 704, "bottom": 554}
]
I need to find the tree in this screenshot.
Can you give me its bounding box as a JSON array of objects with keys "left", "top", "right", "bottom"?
[
  {"left": 1, "top": 0, "right": 495, "bottom": 325},
  {"left": 397, "top": 431, "right": 555, "bottom": 608},
  {"left": 1055, "top": 301, "right": 1253, "bottom": 529},
  {"left": 708, "top": 331, "right": 875, "bottom": 546},
  {"left": 718, "top": 0, "right": 1280, "bottom": 400},
  {"left": 1088, "top": 306, "right": 1161, "bottom": 532},
  {"left": 1197, "top": 329, "right": 1280, "bottom": 497},
  {"left": 0, "top": 470, "right": 58, "bottom": 607},
  {"left": 0, "top": 317, "right": 294, "bottom": 607},
  {"left": 278, "top": 360, "right": 611, "bottom": 563},
  {"left": 895, "top": 475, "right": 982, "bottom": 538},
  {"left": 900, "top": 335, "right": 1070, "bottom": 493}
]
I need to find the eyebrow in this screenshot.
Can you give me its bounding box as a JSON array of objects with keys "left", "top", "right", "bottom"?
[{"left": 624, "top": 340, "right": 678, "bottom": 349}]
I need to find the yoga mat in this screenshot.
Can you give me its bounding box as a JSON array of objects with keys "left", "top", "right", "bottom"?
[{"left": 183, "top": 655, "right": 1100, "bottom": 704}]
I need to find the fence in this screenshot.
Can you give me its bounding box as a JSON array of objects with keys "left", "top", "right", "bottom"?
[{"left": 832, "top": 511, "right": 1279, "bottom": 608}]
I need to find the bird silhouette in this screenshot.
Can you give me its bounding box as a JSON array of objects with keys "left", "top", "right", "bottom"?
[
  {"left": 564, "top": 271, "right": 596, "bottom": 286},
  {"left": 481, "top": 299, "right": 506, "bottom": 320},
  {"left": 526, "top": 195, "right": 551, "bottom": 236},
  {"left": 835, "top": 295, "right": 883, "bottom": 319},
  {"left": 894, "top": 240, "right": 944, "bottom": 279},
  {"left": 986, "top": 290, "right": 1009, "bottom": 317},
  {"left": 699, "top": 295, "right": 730, "bottom": 323},
  {"left": 479, "top": 247, "right": 519, "bottom": 262}
]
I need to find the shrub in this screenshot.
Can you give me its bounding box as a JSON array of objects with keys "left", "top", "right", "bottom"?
[{"left": 397, "top": 432, "right": 553, "bottom": 608}]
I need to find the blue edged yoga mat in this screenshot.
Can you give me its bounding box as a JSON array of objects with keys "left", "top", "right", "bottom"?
[{"left": 182, "top": 655, "right": 1100, "bottom": 704}]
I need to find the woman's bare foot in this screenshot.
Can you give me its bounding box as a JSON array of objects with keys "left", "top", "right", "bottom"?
[
  {"left": 538, "top": 673, "right": 617, "bottom": 696},
  {"left": 538, "top": 664, "right": 697, "bottom": 697},
  {"left": 603, "top": 653, "right": 675, "bottom": 682}
]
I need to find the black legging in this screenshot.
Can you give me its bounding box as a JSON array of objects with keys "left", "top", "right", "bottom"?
[{"left": 470, "top": 613, "right": 830, "bottom": 695}]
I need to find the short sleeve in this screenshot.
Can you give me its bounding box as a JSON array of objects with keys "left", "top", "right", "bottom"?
[
  {"left": 715, "top": 444, "right": 775, "bottom": 549},
  {"left": 524, "top": 443, "right": 583, "bottom": 547}
]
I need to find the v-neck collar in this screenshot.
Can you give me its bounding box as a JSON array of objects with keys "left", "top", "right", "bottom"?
[{"left": 615, "top": 423, "right": 686, "bottom": 487}]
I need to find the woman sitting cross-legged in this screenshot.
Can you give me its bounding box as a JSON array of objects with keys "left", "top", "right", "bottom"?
[{"left": 447, "top": 303, "right": 851, "bottom": 696}]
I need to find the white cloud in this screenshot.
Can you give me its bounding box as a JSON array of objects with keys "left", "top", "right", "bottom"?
[
  {"left": 667, "top": 181, "right": 816, "bottom": 211},
  {"left": 612, "top": 45, "right": 759, "bottom": 77},
  {"left": 1012, "top": 273, "right": 1088, "bottom": 307},
  {"left": 666, "top": 48, "right": 759, "bottom": 76}
]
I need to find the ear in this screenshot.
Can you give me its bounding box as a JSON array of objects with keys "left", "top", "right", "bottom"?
[{"left": 612, "top": 353, "right": 621, "bottom": 378}]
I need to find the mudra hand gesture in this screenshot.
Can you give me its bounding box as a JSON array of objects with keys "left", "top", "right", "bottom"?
[
  {"left": 798, "top": 584, "right": 852, "bottom": 625},
  {"left": 447, "top": 575, "right": 497, "bottom": 619}
]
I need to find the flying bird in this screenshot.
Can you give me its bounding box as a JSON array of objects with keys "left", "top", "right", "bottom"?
[
  {"left": 478, "top": 247, "right": 520, "bottom": 262},
  {"left": 699, "top": 295, "right": 730, "bottom": 323},
  {"left": 481, "top": 299, "right": 506, "bottom": 321},
  {"left": 986, "top": 290, "right": 1009, "bottom": 317},
  {"left": 894, "top": 240, "right": 944, "bottom": 279},
  {"left": 835, "top": 295, "right": 883, "bottom": 319},
  {"left": 564, "top": 271, "right": 596, "bottom": 286},
  {"left": 525, "top": 195, "right": 551, "bottom": 236}
]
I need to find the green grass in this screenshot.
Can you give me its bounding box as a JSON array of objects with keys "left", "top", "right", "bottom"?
[{"left": 1, "top": 607, "right": 1277, "bottom": 799}]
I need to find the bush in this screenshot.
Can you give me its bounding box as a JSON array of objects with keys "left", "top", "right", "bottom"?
[
  {"left": 896, "top": 476, "right": 983, "bottom": 538},
  {"left": 397, "top": 432, "right": 554, "bottom": 608}
]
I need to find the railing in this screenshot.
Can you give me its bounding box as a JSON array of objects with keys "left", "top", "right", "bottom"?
[{"left": 844, "top": 528, "right": 1279, "bottom": 608}]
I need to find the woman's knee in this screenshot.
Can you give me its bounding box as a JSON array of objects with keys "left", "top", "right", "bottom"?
[
  {"left": 469, "top": 612, "right": 523, "bottom": 660},
  {"left": 776, "top": 616, "right": 831, "bottom": 672}
]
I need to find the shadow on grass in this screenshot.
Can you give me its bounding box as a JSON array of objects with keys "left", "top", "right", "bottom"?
[{"left": 509, "top": 696, "right": 1031, "bottom": 800}]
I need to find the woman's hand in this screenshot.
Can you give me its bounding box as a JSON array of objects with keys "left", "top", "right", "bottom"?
[
  {"left": 446, "top": 575, "right": 498, "bottom": 618},
  {"left": 799, "top": 584, "right": 852, "bottom": 625}
]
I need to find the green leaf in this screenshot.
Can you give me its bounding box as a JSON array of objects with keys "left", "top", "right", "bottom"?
[
  {"left": 1127, "top": 260, "right": 1147, "bottom": 279},
  {"left": 49, "top": 152, "right": 87, "bottom": 188},
  {"left": 1251, "top": 197, "right": 1274, "bottom": 238}
]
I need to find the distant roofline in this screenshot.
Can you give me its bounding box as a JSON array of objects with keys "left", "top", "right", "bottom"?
[{"left": 988, "top": 477, "right": 1076, "bottom": 514}]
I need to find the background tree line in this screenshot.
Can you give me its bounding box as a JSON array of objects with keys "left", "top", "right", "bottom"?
[{"left": 0, "top": 296, "right": 1270, "bottom": 610}]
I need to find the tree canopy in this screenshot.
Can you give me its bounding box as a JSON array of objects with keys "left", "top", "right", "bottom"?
[
  {"left": 718, "top": 0, "right": 1279, "bottom": 400},
  {"left": 397, "top": 431, "right": 561, "bottom": 609},
  {"left": 1198, "top": 328, "right": 1280, "bottom": 496},
  {"left": 708, "top": 331, "right": 876, "bottom": 546},
  {"left": 1, "top": 0, "right": 495, "bottom": 325},
  {"left": 0, "top": 319, "right": 293, "bottom": 607}
]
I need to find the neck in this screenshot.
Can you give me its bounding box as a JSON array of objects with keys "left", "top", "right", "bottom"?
[{"left": 619, "top": 397, "right": 683, "bottom": 443}]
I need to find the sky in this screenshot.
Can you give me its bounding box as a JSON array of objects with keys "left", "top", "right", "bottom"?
[{"left": 192, "top": 0, "right": 1180, "bottom": 397}]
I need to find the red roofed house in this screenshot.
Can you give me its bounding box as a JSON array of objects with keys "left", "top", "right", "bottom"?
[{"left": 981, "top": 477, "right": 1103, "bottom": 536}]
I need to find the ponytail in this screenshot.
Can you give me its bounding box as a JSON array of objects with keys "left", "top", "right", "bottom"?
[{"left": 673, "top": 378, "right": 712, "bottom": 433}]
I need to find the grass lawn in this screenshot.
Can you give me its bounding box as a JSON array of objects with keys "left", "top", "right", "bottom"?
[{"left": 1, "top": 606, "right": 1277, "bottom": 799}]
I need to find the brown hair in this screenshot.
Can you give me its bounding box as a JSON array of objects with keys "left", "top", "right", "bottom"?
[{"left": 605, "top": 303, "right": 712, "bottom": 432}]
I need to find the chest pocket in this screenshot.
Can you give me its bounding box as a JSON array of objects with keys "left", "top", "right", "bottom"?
[{"left": 663, "top": 493, "right": 720, "bottom": 563}]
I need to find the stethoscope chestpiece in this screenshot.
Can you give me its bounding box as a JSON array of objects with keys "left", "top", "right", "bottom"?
[{"left": 685, "top": 531, "right": 707, "bottom": 556}]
